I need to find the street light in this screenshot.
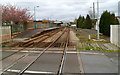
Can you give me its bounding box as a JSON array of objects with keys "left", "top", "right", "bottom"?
[{"left": 34, "top": 6, "right": 39, "bottom": 30}]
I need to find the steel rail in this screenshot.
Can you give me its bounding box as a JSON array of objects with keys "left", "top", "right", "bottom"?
[
  {"left": 0, "top": 48, "right": 24, "bottom": 61},
  {"left": 57, "top": 28, "right": 70, "bottom": 75},
  {"left": 1, "top": 27, "right": 67, "bottom": 75},
  {"left": 1, "top": 28, "right": 64, "bottom": 74},
  {"left": 2, "top": 54, "right": 28, "bottom": 73},
  {"left": 22, "top": 28, "right": 62, "bottom": 47},
  {"left": 17, "top": 27, "right": 67, "bottom": 75},
  {"left": 29, "top": 29, "right": 61, "bottom": 48},
  {"left": 1, "top": 28, "right": 61, "bottom": 61}
]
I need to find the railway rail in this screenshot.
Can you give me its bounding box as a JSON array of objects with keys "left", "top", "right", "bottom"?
[
  {"left": 57, "top": 28, "right": 69, "bottom": 75},
  {"left": 2, "top": 27, "right": 117, "bottom": 75},
  {"left": 1, "top": 27, "right": 85, "bottom": 75},
  {"left": 1, "top": 27, "right": 62, "bottom": 73},
  {"left": 2, "top": 28, "right": 75, "bottom": 75},
  {"left": 17, "top": 28, "right": 68, "bottom": 75},
  {"left": 9, "top": 27, "right": 63, "bottom": 48},
  {"left": 1, "top": 27, "right": 63, "bottom": 61}
]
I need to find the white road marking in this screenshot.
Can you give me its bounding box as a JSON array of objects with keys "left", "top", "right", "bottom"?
[
  {"left": 7, "top": 69, "right": 55, "bottom": 74},
  {"left": 77, "top": 50, "right": 85, "bottom": 74},
  {"left": 2, "top": 50, "right": 105, "bottom": 55}
]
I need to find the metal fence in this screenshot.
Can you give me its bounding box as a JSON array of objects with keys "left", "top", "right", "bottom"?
[
  {"left": 11, "top": 24, "right": 24, "bottom": 33},
  {"left": 34, "top": 23, "right": 57, "bottom": 28},
  {"left": 110, "top": 25, "right": 120, "bottom": 48},
  {"left": 27, "top": 22, "right": 58, "bottom": 29}
]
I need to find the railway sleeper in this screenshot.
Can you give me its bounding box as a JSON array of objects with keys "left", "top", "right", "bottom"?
[{"left": 22, "top": 42, "right": 34, "bottom": 47}]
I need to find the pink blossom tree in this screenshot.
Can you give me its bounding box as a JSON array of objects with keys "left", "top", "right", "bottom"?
[{"left": 1, "top": 5, "right": 32, "bottom": 24}]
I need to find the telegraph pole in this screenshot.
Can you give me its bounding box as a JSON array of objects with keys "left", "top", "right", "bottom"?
[
  {"left": 93, "top": 2, "right": 95, "bottom": 19},
  {"left": 97, "top": 0, "right": 100, "bottom": 40}
]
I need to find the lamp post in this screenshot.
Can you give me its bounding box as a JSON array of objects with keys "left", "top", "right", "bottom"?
[{"left": 34, "top": 6, "right": 39, "bottom": 30}]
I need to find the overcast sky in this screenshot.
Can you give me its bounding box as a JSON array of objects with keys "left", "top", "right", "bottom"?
[{"left": 0, "top": 0, "right": 119, "bottom": 21}]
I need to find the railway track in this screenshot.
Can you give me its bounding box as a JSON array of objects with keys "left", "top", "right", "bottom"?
[
  {"left": 1, "top": 27, "right": 71, "bottom": 75},
  {"left": 9, "top": 27, "right": 63, "bottom": 48},
  {"left": 1, "top": 27, "right": 63, "bottom": 61},
  {"left": 57, "top": 27, "right": 69, "bottom": 75},
  {"left": 2, "top": 27, "right": 117, "bottom": 75},
  {"left": 1, "top": 27, "right": 84, "bottom": 75},
  {"left": 1, "top": 28, "right": 63, "bottom": 73}
]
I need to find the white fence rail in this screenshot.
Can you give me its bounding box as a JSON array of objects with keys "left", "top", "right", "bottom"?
[{"left": 110, "top": 25, "right": 120, "bottom": 48}]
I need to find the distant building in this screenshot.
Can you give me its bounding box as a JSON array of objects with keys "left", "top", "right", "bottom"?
[
  {"left": 118, "top": 1, "right": 120, "bottom": 16},
  {"left": 74, "top": 18, "right": 77, "bottom": 24},
  {"left": 54, "top": 21, "right": 63, "bottom": 26},
  {"left": 27, "top": 20, "right": 56, "bottom": 29},
  {"left": 71, "top": 24, "right": 76, "bottom": 28}
]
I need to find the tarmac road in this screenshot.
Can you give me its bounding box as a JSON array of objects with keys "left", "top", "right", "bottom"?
[{"left": 1, "top": 50, "right": 118, "bottom": 75}]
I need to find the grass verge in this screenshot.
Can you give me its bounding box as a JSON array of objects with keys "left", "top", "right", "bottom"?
[{"left": 76, "top": 46, "right": 119, "bottom": 52}]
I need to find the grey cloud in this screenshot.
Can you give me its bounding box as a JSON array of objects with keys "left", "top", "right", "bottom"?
[{"left": 0, "top": 0, "right": 119, "bottom": 21}]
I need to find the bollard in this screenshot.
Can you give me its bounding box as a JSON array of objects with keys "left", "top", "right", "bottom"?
[{"left": 88, "top": 35, "right": 91, "bottom": 40}]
